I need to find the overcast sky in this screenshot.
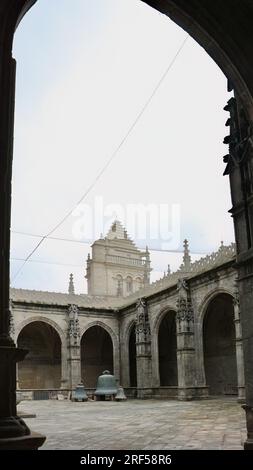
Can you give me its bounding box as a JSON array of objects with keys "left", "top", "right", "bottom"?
[{"left": 10, "top": 0, "right": 234, "bottom": 294}]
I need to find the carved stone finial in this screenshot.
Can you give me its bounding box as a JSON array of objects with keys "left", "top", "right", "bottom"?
[
  {"left": 68, "top": 273, "right": 75, "bottom": 295},
  {"left": 219, "top": 241, "right": 225, "bottom": 252},
  {"left": 179, "top": 239, "right": 191, "bottom": 272},
  {"left": 183, "top": 239, "right": 191, "bottom": 266}
]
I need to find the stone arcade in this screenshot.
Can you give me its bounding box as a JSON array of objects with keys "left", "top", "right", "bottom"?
[
  {"left": 11, "top": 222, "right": 245, "bottom": 404},
  {"left": 1, "top": 0, "right": 253, "bottom": 451}
]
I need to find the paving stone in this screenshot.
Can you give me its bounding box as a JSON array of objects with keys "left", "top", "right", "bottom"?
[{"left": 20, "top": 397, "right": 246, "bottom": 450}]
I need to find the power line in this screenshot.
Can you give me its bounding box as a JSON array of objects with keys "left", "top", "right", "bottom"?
[
  {"left": 11, "top": 230, "right": 91, "bottom": 245},
  {"left": 11, "top": 35, "right": 189, "bottom": 283},
  {"left": 11, "top": 229, "right": 208, "bottom": 255},
  {"left": 11, "top": 257, "right": 85, "bottom": 268}
]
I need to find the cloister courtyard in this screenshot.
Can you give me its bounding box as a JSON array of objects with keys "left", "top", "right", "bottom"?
[{"left": 19, "top": 398, "right": 246, "bottom": 450}]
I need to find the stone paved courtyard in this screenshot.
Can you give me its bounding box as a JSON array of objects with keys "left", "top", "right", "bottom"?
[{"left": 19, "top": 398, "right": 246, "bottom": 450}]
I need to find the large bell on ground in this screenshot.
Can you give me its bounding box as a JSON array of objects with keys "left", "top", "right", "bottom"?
[{"left": 95, "top": 370, "right": 117, "bottom": 399}]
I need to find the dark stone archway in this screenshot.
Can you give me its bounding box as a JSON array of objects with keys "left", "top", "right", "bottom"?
[
  {"left": 129, "top": 324, "right": 137, "bottom": 387},
  {"left": 158, "top": 311, "right": 178, "bottom": 386},
  {"left": 203, "top": 293, "right": 237, "bottom": 395},
  {"left": 17, "top": 321, "right": 61, "bottom": 389},
  {"left": 1, "top": 0, "right": 253, "bottom": 449},
  {"left": 81, "top": 326, "right": 113, "bottom": 388}
]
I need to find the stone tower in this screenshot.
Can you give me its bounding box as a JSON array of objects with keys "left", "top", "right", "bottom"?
[{"left": 85, "top": 220, "right": 151, "bottom": 297}]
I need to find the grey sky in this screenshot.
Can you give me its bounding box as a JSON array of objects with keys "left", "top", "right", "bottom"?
[{"left": 11, "top": 0, "right": 234, "bottom": 294}]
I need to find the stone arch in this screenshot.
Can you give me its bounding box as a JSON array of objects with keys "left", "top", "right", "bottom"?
[
  {"left": 141, "top": 1, "right": 253, "bottom": 114},
  {"left": 196, "top": 288, "right": 235, "bottom": 389},
  {"left": 151, "top": 307, "right": 177, "bottom": 388},
  {"left": 13, "top": 1, "right": 253, "bottom": 114},
  {"left": 124, "top": 318, "right": 136, "bottom": 343},
  {"left": 152, "top": 305, "right": 177, "bottom": 336},
  {"left": 201, "top": 291, "right": 237, "bottom": 395},
  {"left": 80, "top": 321, "right": 119, "bottom": 387},
  {"left": 126, "top": 276, "right": 133, "bottom": 294},
  {"left": 121, "top": 318, "right": 137, "bottom": 388},
  {"left": 2, "top": 0, "right": 253, "bottom": 446},
  {"left": 135, "top": 276, "right": 142, "bottom": 292},
  {"left": 80, "top": 320, "right": 118, "bottom": 345},
  {"left": 15, "top": 316, "right": 66, "bottom": 346},
  {"left": 198, "top": 288, "right": 235, "bottom": 330},
  {"left": 157, "top": 309, "right": 178, "bottom": 386},
  {"left": 17, "top": 319, "right": 63, "bottom": 389}
]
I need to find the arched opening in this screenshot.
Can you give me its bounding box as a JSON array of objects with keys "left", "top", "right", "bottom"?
[
  {"left": 126, "top": 276, "right": 133, "bottom": 294},
  {"left": 135, "top": 277, "right": 142, "bottom": 292},
  {"left": 116, "top": 275, "right": 123, "bottom": 297},
  {"left": 17, "top": 321, "right": 61, "bottom": 389},
  {"left": 129, "top": 324, "right": 137, "bottom": 387},
  {"left": 158, "top": 311, "right": 178, "bottom": 386},
  {"left": 11, "top": 0, "right": 236, "bottom": 295},
  {"left": 2, "top": 0, "right": 252, "bottom": 450},
  {"left": 203, "top": 293, "right": 237, "bottom": 395},
  {"left": 81, "top": 325, "right": 114, "bottom": 388}
]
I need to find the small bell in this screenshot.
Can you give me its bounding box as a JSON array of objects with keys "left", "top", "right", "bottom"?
[
  {"left": 95, "top": 370, "right": 118, "bottom": 400},
  {"left": 115, "top": 386, "right": 127, "bottom": 402},
  {"left": 72, "top": 383, "right": 88, "bottom": 402}
]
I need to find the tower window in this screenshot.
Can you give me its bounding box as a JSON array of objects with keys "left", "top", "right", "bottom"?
[
  {"left": 136, "top": 277, "right": 142, "bottom": 291},
  {"left": 126, "top": 276, "right": 133, "bottom": 293},
  {"left": 116, "top": 275, "right": 123, "bottom": 297}
]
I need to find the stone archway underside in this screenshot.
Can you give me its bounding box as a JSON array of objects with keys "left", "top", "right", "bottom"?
[
  {"left": 17, "top": 321, "right": 61, "bottom": 389},
  {"left": 203, "top": 294, "right": 237, "bottom": 395},
  {"left": 81, "top": 326, "right": 113, "bottom": 388},
  {"left": 158, "top": 312, "right": 178, "bottom": 386},
  {"left": 0, "top": 0, "right": 253, "bottom": 450}
]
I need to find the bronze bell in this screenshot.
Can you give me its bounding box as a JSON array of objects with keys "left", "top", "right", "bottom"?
[
  {"left": 72, "top": 383, "right": 88, "bottom": 402},
  {"left": 115, "top": 386, "right": 127, "bottom": 402},
  {"left": 95, "top": 370, "right": 117, "bottom": 400}
]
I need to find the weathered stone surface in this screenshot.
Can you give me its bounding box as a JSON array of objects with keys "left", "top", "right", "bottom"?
[{"left": 21, "top": 398, "right": 246, "bottom": 450}]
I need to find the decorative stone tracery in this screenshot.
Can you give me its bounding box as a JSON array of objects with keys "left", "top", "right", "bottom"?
[
  {"left": 67, "top": 304, "right": 80, "bottom": 346},
  {"left": 136, "top": 298, "right": 151, "bottom": 343},
  {"left": 135, "top": 299, "right": 152, "bottom": 398}
]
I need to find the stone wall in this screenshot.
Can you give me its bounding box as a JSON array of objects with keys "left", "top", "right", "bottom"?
[{"left": 11, "top": 258, "right": 244, "bottom": 401}]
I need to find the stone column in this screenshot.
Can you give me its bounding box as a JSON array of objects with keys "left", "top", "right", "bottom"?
[
  {"left": 238, "top": 270, "right": 253, "bottom": 449},
  {"left": 0, "top": 46, "right": 45, "bottom": 447},
  {"left": 233, "top": 282, "right": 245, "bottom": 402},
  {"left": 176, "top": 279, "right": 196, "bottom": 400},
  {"left": 60, "top": 342, "right": 69, "bottom": 390},
  {"left": 67, "top": 305, "right": 82, "bottom": 390},
  {"left": 135, "top": 299, "right": 152, "bottom": 398},
  {"left": 9, "top": 307, "right": 21, "bottom": 390},
  {"left": 223, "top": 93, "right": 253, "bottom": 448}
]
